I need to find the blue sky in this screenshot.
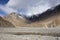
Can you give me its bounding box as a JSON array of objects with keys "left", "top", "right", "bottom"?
[
  {"left": 0, "top": 0, "right": 60, "bottom": 17},
  {"left": 0, "top": 0, "right": 9, "bottom": 16},
  {"left": 0, "top": 0, "right": 9, "bottom": 5}
]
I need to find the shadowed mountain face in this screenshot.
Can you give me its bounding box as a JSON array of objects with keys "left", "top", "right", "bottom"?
[{"left": 0, "top": 16, "right": 15, "bottom": 27}]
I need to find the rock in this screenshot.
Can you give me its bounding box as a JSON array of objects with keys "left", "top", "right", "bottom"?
[{"left": 0, "top": 16, "right": 15, "bottom": 27}]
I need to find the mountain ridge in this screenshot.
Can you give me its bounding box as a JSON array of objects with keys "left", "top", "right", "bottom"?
[{"left": 2, "top": 11, "right": 60, "bottom": 28}]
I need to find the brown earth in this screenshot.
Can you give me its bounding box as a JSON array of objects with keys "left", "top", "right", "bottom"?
[{"left": 0, "top": 16, "right": 15, "bottom": 27}]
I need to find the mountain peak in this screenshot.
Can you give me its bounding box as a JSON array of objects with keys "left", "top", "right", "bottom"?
[{"left": 3, "top": 12, "right": 29, "bottom": 27}]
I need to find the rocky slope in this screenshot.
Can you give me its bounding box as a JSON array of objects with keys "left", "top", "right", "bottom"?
[
  {"left": 0, "top": 16, "right": 15, "bottom": 27},
  {"left": 3, "top": 12, "right": 28, "bottom": 27}
]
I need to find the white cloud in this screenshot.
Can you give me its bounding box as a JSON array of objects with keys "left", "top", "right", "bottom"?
[
  {"left": 6, "top": 0, "right": 28, "bottom": 10},
  {"left": 26, "top": 1, "right": 50, "bottom": 17},
  {"left": 0, "top": 0, "right": 60, "bottom": 17},
  {"left": 6, "top": 0, "right": 60, "bottom": 9},
  {"left": 25, "top": 0, "right": 60, "bottom": 17},
  {"left": 0, "top": 5, "right": 18, "bottom": 14}
]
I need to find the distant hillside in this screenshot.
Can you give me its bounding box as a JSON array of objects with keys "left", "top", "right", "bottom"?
[{"left": 0, "top": 16, "right": 15, "bottom": 27}]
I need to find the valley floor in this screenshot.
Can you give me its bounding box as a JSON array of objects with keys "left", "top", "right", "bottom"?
[{"left": 0, "top": 27, "right": 60, "bottom": 40}]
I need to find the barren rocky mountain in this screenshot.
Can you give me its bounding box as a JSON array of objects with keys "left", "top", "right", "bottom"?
[
  {"left": 3, "top": 11, "right": 60, "bottom": 28},
  {"left": 2, "top": 5, "right": 60, "bottom": 28},
  {"left": 0, "top": 16, "right": 15, "bottom": 27},
  {"left": 3, "top": 12, "right": 28, "bottom": 27}
]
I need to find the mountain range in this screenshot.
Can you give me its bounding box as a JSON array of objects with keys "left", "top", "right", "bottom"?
[
  {"left": 0, "top": 11, "right": 59, "bottom": 28},
  {"left": 0, "top": 4, "right": 60, "bottom": 28}
]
